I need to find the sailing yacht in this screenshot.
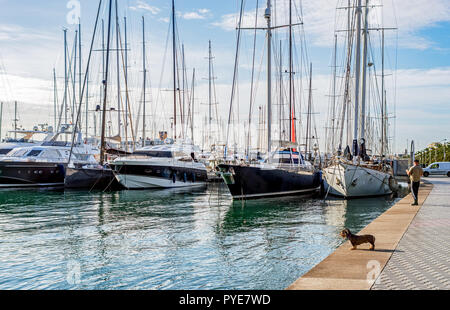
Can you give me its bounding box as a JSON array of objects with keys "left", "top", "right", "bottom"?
[
  {"left": 218, "top": 0, "right": 321, "bottom": 199},
  {"left": 220, "top": 144, "right": 321, "bottom": 199},
  {"left": 323, "top": 0, "right": 397, "bottom": 198},
  {"left": 64, "top": 0, "right": 124, "bottom": 191}
]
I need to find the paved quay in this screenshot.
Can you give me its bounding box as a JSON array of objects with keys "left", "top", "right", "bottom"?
[
  {"left": 287, "top": 178, "right": 438, "bottom": 290},
  {"left": 372, "top": 177, "right": 450, "bottom": 290}
]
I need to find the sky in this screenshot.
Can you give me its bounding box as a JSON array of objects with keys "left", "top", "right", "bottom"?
[{"left": 0, "top": 0, "right": 449, "bottom": 154}]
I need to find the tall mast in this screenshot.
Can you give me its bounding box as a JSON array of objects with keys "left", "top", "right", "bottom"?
[
  {"left": 330, "top": 34, "right": 337, "bottom": 153},
  {"left": 79, "top": 21, "right": 82, "bottom": 134},
  {"left": 191, "top": 68, "right": 195, "bottom": 143},
  {"left": 53, "top": 68, "right": 58, "bottom": 130},
  {"left": 115, "top": 0, "right": 121, "bottom": 137},
  {"left": 360, "top": 0, "right": 369, "bottom": 141},
  {"left": 181, "top": 43, "right": 186, "bottom": 139},
  {"left": 142, "top": 16, "right": 146, "bottom": 144},
  {"left": 14, "top": 101, "right": 17, "bottom": 139},
  {"left": 353, "top": 0, "right": 362, "bottom": 156},
  {"left": 279, "top": 40, "right": 283, "bottom": 142},
  {"left": 172, "top": 0, "right": 177, "bottom": 140},
  {"left": 73, "top": 30, "right": 77, "bottom": 126},
  {"left": 98, "top": 18, "right": 105, "bottom": 138},
  {"left": 208, "top": 40, "right": 212, "bottom": 148},
  {"left": 0, "top": 102, "right": 2, "bottom": 141},
  {"left": 245, "top": 0, "right": 259, "bottom": 157},
  {"left": 124, "top": 16, "right": 129, "bottom": 149},
  {"left": 265, "top": 0, "right": 272, "bottom": 155},
  {"left": 288, "top": 0, "right": 294, "bottom": 143},
  {"left": 102, "top": 18, "right": 105, "bottom": 91},
  {"left": 305, "top": 63, "right": 312, "bottom": 158},
  {"left": 86, "top": 67, "right": 89, "bottom": 139},
  {"left": 381, "top": 29, "right": 385, "bottom": 157},
  {"left": 100, "top": 0, "right": 113, "bottom": 165},
  {"left": 64, "top": 29, "right": 68, "bottom": 128}
]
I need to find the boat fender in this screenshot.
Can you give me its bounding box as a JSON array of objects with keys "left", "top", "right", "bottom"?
[
  {"left": 183, "top": 172, "right": 187, "bottom": 183},
  {"left": 192, "top": 172, "right": 196, "bottom": 183},
  {"left": 388, "top": 176, "right": 399, "bottom": 192},
  {"left": 172, "top": 171, "right": 176, "bottom": 183},
  {"left": 58, "top": 164, "right": 66, "bottom": 176}
]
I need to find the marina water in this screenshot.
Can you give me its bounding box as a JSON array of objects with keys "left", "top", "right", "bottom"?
[{"left": 0, "top": 184, "right": 406, "bottom": 289}]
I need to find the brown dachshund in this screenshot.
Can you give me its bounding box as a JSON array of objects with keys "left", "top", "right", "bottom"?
[{"left": 340, "top": 228, "right": 375, "bottom": 250}]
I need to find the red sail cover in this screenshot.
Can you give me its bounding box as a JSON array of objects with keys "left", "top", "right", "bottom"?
[{"left": 291, "top": 106, "right": 296, "bottom": 152}]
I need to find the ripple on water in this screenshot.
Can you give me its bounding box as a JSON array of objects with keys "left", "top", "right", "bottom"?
[{"left": 0, "top": 184, "right": 401, "bottom": 289}]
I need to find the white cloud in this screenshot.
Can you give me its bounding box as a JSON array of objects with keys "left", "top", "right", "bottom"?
[
  {"left": 212, "top": 0, "right": 450, "bottom": 50},
  {"left": 180, "top": 9, "right": 211, "bottom": 20},
  {"left": 129, "top": 0, "right": 160, "bottom": 15},
  {"left": 0, "top": 24, "right": 57, "bottom": 43}
]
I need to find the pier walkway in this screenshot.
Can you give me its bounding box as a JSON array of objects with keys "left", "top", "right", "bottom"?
[
  {"left": 288, "top": 177, "right": 449, "bottom": 290},
  {"left": 372, "top": 177, "right": 450, "bottom": 289}
]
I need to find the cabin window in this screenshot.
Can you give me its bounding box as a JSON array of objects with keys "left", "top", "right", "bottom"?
[
  {"left": 133, "top": 150, "right": 173, "bottom": 158},
  {"left": 27, "top": 150, "right": 42, "bottom": 157},
  {"left": 0, "top": 148, "right": 12, "bottom": 155},
  {"left": 41, "top": 150, "right": 61, "bottom": 159},
  {"left": 74, "top": 154, "right": 90, "bottom": 161},
  {"left": 9, "top": 149, "right": 28, "bottom": 157},
  {"left": 430, "top": 164, "right": 439, "bottom": 169}
]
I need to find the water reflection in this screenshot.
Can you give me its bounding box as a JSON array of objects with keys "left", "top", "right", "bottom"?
[{"left": 0, "top": 183, "right": 404, "bottom": 289}]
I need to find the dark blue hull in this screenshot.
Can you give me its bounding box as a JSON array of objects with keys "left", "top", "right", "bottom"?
[{"left": 218, "top": 164, "right": 321, "bottom": 199}]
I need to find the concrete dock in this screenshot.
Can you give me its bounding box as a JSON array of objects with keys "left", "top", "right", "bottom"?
[{"left": 287, "top": 177, "right": 449, "bottom": 290}]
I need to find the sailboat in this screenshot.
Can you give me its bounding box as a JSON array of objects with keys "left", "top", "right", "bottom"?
[
  {"left": 218, "top": 0, "right": 321, "bottom": 199},
  {"left": 323, "top": 0, "right": 397, "bottom": 198},
  {"left": 64, "top": 0, "right": 122, "bottom": 190},
  {"left": 110, "top": 0, "right": 208, "bottom": 189}
]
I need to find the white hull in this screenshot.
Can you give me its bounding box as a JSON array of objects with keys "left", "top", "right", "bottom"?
[
  {"left": 324, "top": 162, "right": 393, "bottom": 198},
  {"left": 115, "top": 174, "right": 206, "bottom": 190}
]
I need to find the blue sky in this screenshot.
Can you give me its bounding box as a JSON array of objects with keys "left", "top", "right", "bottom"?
[{"left": 0, "top": 0, "right": 449, "bottom": 154}]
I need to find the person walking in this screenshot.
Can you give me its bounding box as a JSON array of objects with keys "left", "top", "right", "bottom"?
[{"left": 406, "top": 159, "right": 423, "bottom": 206}]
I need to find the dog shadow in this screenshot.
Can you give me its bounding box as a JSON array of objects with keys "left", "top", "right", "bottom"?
[{"left": 358, "top": 248, "right": 404, "bottom": 253}]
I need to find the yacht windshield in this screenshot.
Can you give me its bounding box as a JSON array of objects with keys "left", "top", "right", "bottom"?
[
  {"left": 8, "top": 149, "right": 29, "bottom": 157},
  {"left": 133, "top": 150, "right": 173, "bottom": 158},
  {"left": 27, "top": 149, "right": 42, "bottom": 157},
  {"left": 0, "top": 148, "right": 13, "bottom": 155}
]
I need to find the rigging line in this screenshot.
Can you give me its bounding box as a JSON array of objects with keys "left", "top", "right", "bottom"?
[
  {"left": 338, "top": 0, "right": 357, "bottom": 149},
  {"left": 57, "top": 37, "right": 77, "bottom": 130},
  {"left": 211, "top": 52, "right": 221, "bottom": 144},
  {"left": 246, "top": 0, "right": 259, "bottom": 157},
  {"left": 117, "top": 23, "right": 136, "bottom": 147},
  {"left": 225, "top": 0, "right": 245, "bottom": 157},
  {"left": 152, "top": 20, "right": 171, "bottom": 135}
]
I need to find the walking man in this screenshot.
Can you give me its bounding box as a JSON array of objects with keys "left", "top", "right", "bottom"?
[{"left": 406, "top": 159, "right": 423, "bottom": 206}]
